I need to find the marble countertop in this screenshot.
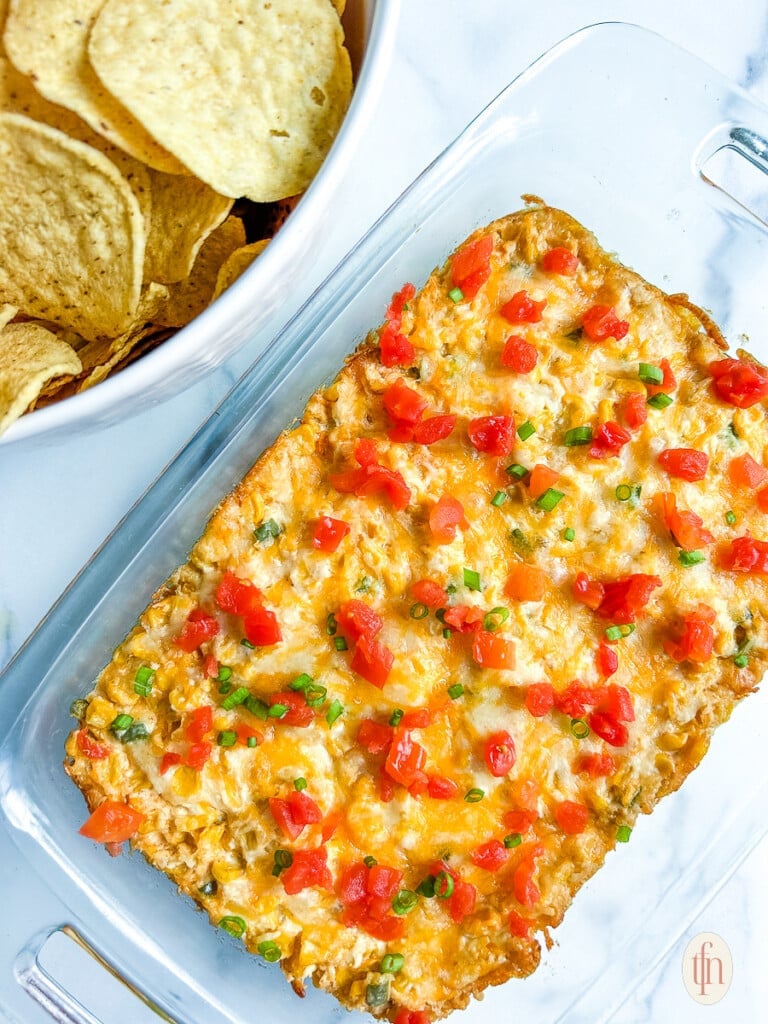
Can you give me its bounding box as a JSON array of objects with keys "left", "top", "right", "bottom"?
[{"left": 1, "top": 2, "right": 766, "bottom": 1022}]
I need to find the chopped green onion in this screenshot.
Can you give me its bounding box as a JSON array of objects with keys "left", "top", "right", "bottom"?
[
  {"left": 111, "top": 713, "right": 133, "bottom": 732},
  {"left": 254, "top": 518, "right": 281, "bottom": 542},
  {"left": 410, "top": 602, "right": 429, "bottom": 619},
  {"left": 563, "top": 527, "right": 575, "bottom": 542},
  {"left": 463, "top": 567, "right": 482, "bottom": 591},
  {"left": 257, "top": 940, "right": 282, "bottom": 962},
  {"left": 647, "top": 393, "right": 673, "bottom": 409},
  {"left": 734, "top": 653, "right": 749, "bottom": 668},
  {"left": 216, "top": 665, "right": 233, "bottom": 683},
  {"left": 355, "top": 575, "right": 373, "bottom": 594},
  {"left": 725, "top": 510, "right": 737, "bottom": 526},
  {"left": 217, "top": 730, "right": 237, "bottom": 747},
  {"left": 333, "top": 636, "right": 348, "bottom": 652},
  {"left": 447, "top": 683, "right": 464, "bottom": 700},
  {"left": 615, "top": 484, "right": 633, "bottom": 502},
  {"left": 365, "top": 980, "right": 390, "bottom": 1008},
  {"left": 490, "top": 490, "right": 508, "bottom": 507},
  {"left": 363, "top": 855, "right": 378, "bottom": 868},
  {"left": 305, "top": 684, "right": 327, "bottom": 708},
  {"left": 268, "top": 703, "right": 289, "bottom": 719},
  {"left": 616, "top": 825, "right": 632, "bottom": 843},
  {"left": 326, "top": 699, "right": 345, "bottom": 726},
  {"left": 289, "top": 673, "right": 313, "bottom": 692},
  {"left": 679, "top": 550, "right": 706, "bottom": 567},
  {"left": 564, "top": 425, "right": 593, "bottom": 446},
  {"left": 434, "top": 871, "right": 454, "bottom": 899},
  {"left": 246, "top": 736, "right": 258, "bottom": 748},
  {"left": 506, "top": 463, "right": 528, "bottom": 479},
  {"left": 464, "top": 787, "right": 485, "bottom": 803},
  {"left": 570, "top": 718, "right": 590, "bottom": 739},
  {"left": 442, "top": 627, "right": 452, "bottom": 639},
  {"left": 133, "top": 679, "right": 153, "bottom": 698},
  {"left": 483, "top": 606, "right": 510, "bottom": 632},
  {"left": 272, "top": 849, "right": 293, "bottom": 876},
  {"left": 69, "top": 698, "right": 88, "bottom": 720},
  {"left": 448, "top": 286, "right": 464, "bottom": 303},
  {"left": 392, "top": 890, "right": 418, "bottom": 915},
  {"left": 510, "top": 526, "right": 530, "bottom": 550},
  {"left": 536, "top": 488, "right": 564, "bottom": 511},
  {"left": 446, "top": 583, "right": 458, "bottom": 595},
  {"left": 133, "top": 666, "right": 155, "bottom": 697},
  {"left": 218, "top": 681, "right": 232, "bottom": 695},
  {"left": 389, "top": 709, "right": 404, "bottom": 727},
  {"left": 240, "top": 638, "right": 255, "bottom": 649},
  {"left": 517, "top": 421, "right": 535, "bottom": 441},
  {"left": 120, "top": 722, "right": 149, "bottom": 743},
  {"left": 638, "top": 362, "right": 664, "bottom": 385},
  {"left": 417, "top": 875, "right": 436, "bottom": 898},
  {"left": 245, "top": 696, "right": 269, "bottom": 720},
  {"left": 326, "top": 612, "right": 338, "bottom": 636},
  {"left": 294, "top": 777, "right": 308, "bottom": 791},
  {"left": 435, "top": 608, "right": 447, "bottom": 623},
  {"left": 504, "top": 833, "right": 522, "bottom": 849},
  {"left": 221, "top": 686, "right": 249, "bottom": 710},
  {"left": 605, "top": 623, "right": 636, "bottom": 642},
  {"left": 219, "top": 915, "right": 247, "bottom": 939},
  {"left": 197, "top": 880, "right": 217, "bottom": 896},
  {"left": 734, "top": 637, "right": 753, "bottom": 669},
  {"left": 381, "top": 953, "right": 405, "bottom": 974}
]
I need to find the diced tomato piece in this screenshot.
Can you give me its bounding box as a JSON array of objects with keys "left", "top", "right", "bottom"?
[
  {"left": 472, "top": 630, "right": 516, "bottom": 670},
  {"left": 158, "top": 751, "right": 182, "bottom": 775},
  {"left": 76, "top": 729, "right": 110, "bottom": 760},
  {"left": 412, "top": 414, "right": 456, "bottom": 445},
  {"left": 336, "top": 599, "right": 383, "bottom": 641},
  {"left": 379, "top": 772, "right": 396, "bottom": 803},
  {"left": 288, "top": 790, "right": 323, "bottom": 827},
  {"left": 719, "top": 535, "right": 768, "bottom": 574},
  {"left": 408, "top": 771, "right": 430, "bottom": 797},
  {"left": 394, "top": 1010, "right": 431, "bottom": 1024},
  {"left": 596, "top": 574, "right": 662, "bottom": 623},
  {"left": 379, "top": 321, "right": 415, "bottom": 368},
  {"left": 215, "top": 572, "right": 264, "bottom": 616},
  {"left": 664, "top": 603, "right": 716, "bottom": 664},
  {"left": 79, "top": 801, "right": 144, "bottom": 844},
  {"left": 359, "top": 912, "right": 406, "bottom": 942},
  {"left": 596, "top": 643, "right": 619, "bottom": 677},
  {"left": 501, "top": 335, "right": 539, "bottom": 373},
  {"left": 443, "top": 604, "right": 484, "bottom": 633},
  {"left": 281, "top": 847, "right": 333, "bottom": 895},
  {"left": 328, "top": 466, "right": 368, "bottom": 493},
  {"left": 599, "top": 685, "right": 635, "bottom": 722},
  {"left": 386, "top": 282, "right": 416, "bottom": 324},
  {"left": 186, "top": 706, "right": 213, "bottom": 743},
  {"left": 645, "top": 358, "right": 677, "bottom": 398},
  {"left": 654, "top": 492, "right": 715, "bottom": 551},
  {"left": 185, "top": 741, "right": 213, "bottom": 770},
  {"left": 576, "top": 752, "right": 616, "bottom": 777},
  {"left": 429, "top": 494, "right": 469, "bottom": 543},
  {"left": 484, "top": 730, "right": 517, "bottom": 776},
  {"left": 269, "top": 797, "right": 304, "bottom": 840},
  {"left": 542, "top": 247, "right": 580, "bottom": 275},
  {"left": 449, "top": 879, "right": 477, "bottom": 923},
  {"left": 709, "top": 357, "right": 768, "bottom": 408},
  {"left": 367, "top": 863, "right": 404, "bottom": 900},
  {"left": 203, "top": 654, "right": 219, "bottom": 678},
  {"left": 471, "top": 839, "right": 509, "bottom": 872},
  {"left": 555, "top": 800, "right": 589, "bottom": 835},
  {"left": 588, "top": 420, "right": 631, "bottom": 459},
  {"left": 268, "top": 691, "right": 315, "bottom": 728},
  {"left": 621, "top": 391, "right": 648, "bottom": 430},
  {"left": 339, "top": 863, "right": 369, "bottom": 905},
  {"left": 243, "top": 606, "right": 282, "bottom": 646},
  {"left": 506, "top": 563, "right": 547, "bottom": 601},
  {"left": 355, "top": 438, "right": 379, "bottom": 466},
  {"left": 554, "top": 681, "right": 602, "bottom": 718},
  {"left": 503, "top": 809, "right": 538, "bottom": 832},
  {"left": 525, "top": 682, "right": 555, "bottom": 717},
  {"left": 509, "top": 910, "right": 535, "bottom": 938},
  {"left": 385, "top": 729, "right": 427, "bottom": 787},
  {"left": 513, "top": 858, "right": 540, "bottom": 906},
  {"left": 383, "top": 377, "right": 429, "bottom": 425},
  {"left": 175, "top": 608, "right": 220, "bottom": 652},
  {"left": 312, "top": 516, "right": 351, "bottom": 553},
  {"left": 401, "top": 708, "right": 431, "bottom": 729},
  {"left": 351, "top": 634, "right": 394, "bottom": 688},
  {"left": 573, "top": 571, "right": 605, "bottom": 610},
  {"left": 411, "top": 578, "right": 449, "bottom": 609},
  {"left": 513, "top": 777, "right": 540, "bottom": 813},
  {"left": 581, "top": 304, "right": 628, "bottom": 342},
  {"left": 758, "top": 487, "right": 768, "bottom": 513},
  {"left": 588, "top": 711, "right": 629, "bottom": 747},
  {"left": 357, "top": 718, "right": 394, "bottom": 754},
  {"left": 357, "top": 465, "right": 412, "bottom": 510},
  {"left": 451, "top": 235, "right": 494, "bottom": 299},
  {"left": 657, "top": 447, "right": 709, "bottom": 481},
  {"left": 500, "top": 290, "right": 546, "bottom": 323},
  {"left": 528, "top": 464, "right": 560, "bottom": 500},
  {"left": 729, "top": 452, "right": 768, "bottom": 489},
  {"left": 467, "top": 414, "right": 516, "bottom": 456},
  {"left": 234, "top": 724, "right": 263, "bottom": 747},
  {"left": 427, "top": 774, "right": 458, "bottom": 799}
]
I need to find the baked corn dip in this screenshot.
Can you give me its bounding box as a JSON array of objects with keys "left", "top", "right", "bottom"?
[{"left": 66, "top": 205, "right": 768, "bottom": 1023}]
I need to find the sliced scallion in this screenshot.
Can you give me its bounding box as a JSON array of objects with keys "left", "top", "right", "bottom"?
[
  {"left": 464, "top": 787, "right": 485, "bottom": 803},
  {"left": 294, "top": 777, "right": 307, "bottom": 791},
  {"left": 272, "top": 849, "right": 293, "bottom": 876},
  {"left": 448, "top": 287, "right": 464, "bottom": 303},
  {"left": 536, "top": 488, "right": 564, "bottom": 512},
  {"left": 254, "top": 518, "right": 281, "bottom": 542},
  {"left": 326, "top": 699, "right": 344, "bottom": 726},
  {"left": 305, "top": 684, "right": 327, "bottom": 708},
  {"left": 434, "top": 871, "right": 454, "bottom": 899},
  {"left": 268, "top": 703, "right": 289, "bottom": 719},
  {"left": 417, "top": 875, "right": 436, "bottom": 898},
  {"left": 506, "top": 463, "right": 529, "bottom": 480},
  {"left": 463, "top": 567, "right": 482, "bottom": 592},
  {"left": 504, "top": 833, "right": 522, "bottom": 849},
  {"left": 483, "top": 606, "right": 510, "bottom": 632},
  {"left": 389, "top": 709, "right": 404, "bottom": 727},
  {"left": 245, "top": 696, "right": 269, "bottom": 720},
  {"left": 216, "top": 665, "right": 233, "bottom": 683},
  {"left": 638, "top": 362, "right": 663, "bottom": 385},
  {"left": 326, "top": 612, "right": 338, "bottom": 636},
  {"left": 240, "top": 638, "right": 255, "bottom": 649},
  {"left": 246, "top": 736, "right": 258, "bottom": 748},
  {"left": 517, "top": 421, "right": 535, "bottom": 442},
  {"left": 490, "top": 490, "right": 508, "bottom": 507},
  {"left": 563, "top": 527, "right": 575, "bottom": 542},
  {"left": 222, "top": 686, "right": 249, "bottom": 710},
  {"left": 391, "top": 890, "right": 418, "bottom": 915},
  {"left": 133, "top": 666, "right": 155, "bottom": 697},
  {"left": 615, "top": 484, "right": 633, "bottom": 502},
  {"left": 647, "top": 393, "right": 673, "bottom": 409},
  {"left": 257, "top": 940, "right": 281, "bottom": 962},
  {"left": 410, "top": 602, "right": 429, "bottom": 620},
  {"left": 289, "top": 673, "right": 313, "bottom": 692},
  {"left": 217, "top": 730, "right": 237, "bottom": 747},
  {"left": 447, "top": 683, "right": 464, "bottom": 700},
  {"left": 570, "top": 718, "right": 590, "bottom": 739},
  {"left": 605, "top": 623, "right": 635, "bottom": 642},
  {"left": 363, "top": 855, "right": 378, "bottom": 868},
  {"left": 564, "top": 425, "right": 592, "bottom": 446},
  {"left": 219, "top": 915, "right": 247, "bottom": 939},
  {"left": 616, "top": 825, "right": 632, "bottom": 843},
  {"left": 381, "top": 953, "right": 405, "bottom": 974},
  {"left": 679, "top": 550, "right": 706, "bottom": 567},
  {"left": 333, "top": 636, "right": 348, "bottom": 652},
  {"left": 725, "top": 510, "right": 737, "bottom": 526}
]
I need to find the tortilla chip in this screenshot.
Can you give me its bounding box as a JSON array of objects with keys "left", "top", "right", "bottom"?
[
  {"left": 0, "top": 113, "right": 145, "bottom": 340},
  {"left": 212, "top": 239, "right": 269, "bottom": 300},
  {"left": 89, "top": 0, "right": 352, "bottom": 202},
  {"left": 157, "top": 217, "right": 246, "bottom": 328},
  {"left": 3, "top": 0, "right": 187, "bottom": 173},
  {"left": 0, "top": 321, "right": 81, "bottom": 434},
  {"left": 0, "top": 303, "right": 17, "bottom": 329}
]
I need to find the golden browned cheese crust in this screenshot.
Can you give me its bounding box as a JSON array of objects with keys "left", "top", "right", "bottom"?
[{"left": 65, "top": 205, "right": 767, "bottom": 1021}]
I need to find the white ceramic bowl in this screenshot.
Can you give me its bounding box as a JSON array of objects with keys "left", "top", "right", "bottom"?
[{"left": 2, "top": 0, "right": 400, "bottom": 446}]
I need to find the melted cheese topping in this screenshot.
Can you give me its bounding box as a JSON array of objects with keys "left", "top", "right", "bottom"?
[{"left": 66, "top": 206, "right": 768, "bottom": 1022}]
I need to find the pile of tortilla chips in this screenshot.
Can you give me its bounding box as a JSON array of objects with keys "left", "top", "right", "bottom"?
[{"left": 0, "top": 0, "right": 352, "bottom": 436}]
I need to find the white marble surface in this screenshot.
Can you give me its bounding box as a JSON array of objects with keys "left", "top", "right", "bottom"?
[{"left": 1, "top": 1, "right": 767, "bottom": 1022}]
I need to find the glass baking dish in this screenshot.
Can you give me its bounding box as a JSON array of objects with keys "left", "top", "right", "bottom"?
[{"left": 1, "top": 21, "right": 767, "bottom": 1024}]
